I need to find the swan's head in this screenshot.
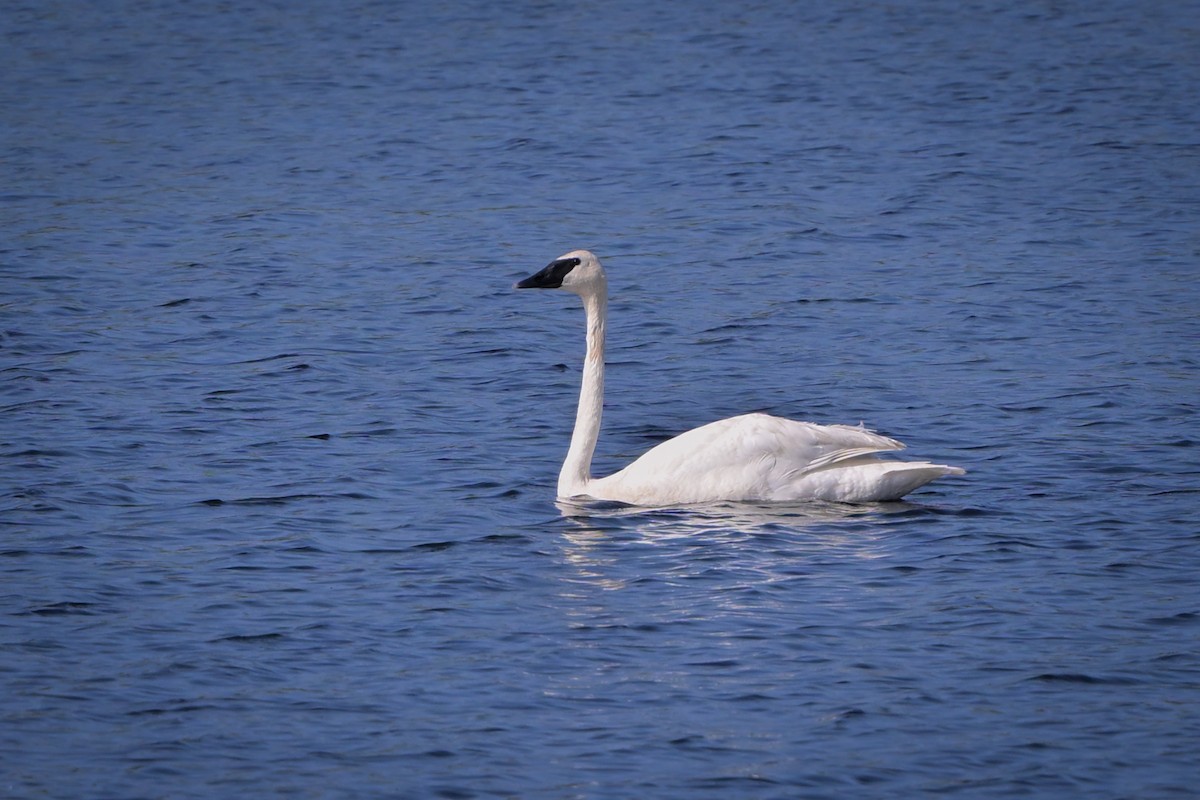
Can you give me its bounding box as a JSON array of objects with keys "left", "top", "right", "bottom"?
[{"left": 515, "top": 250, "right": 606, "bottom": 296}]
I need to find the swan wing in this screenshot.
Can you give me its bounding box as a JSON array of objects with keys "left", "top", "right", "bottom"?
[{"left": 588, "top": 413, "right": 910, "bottom": 505}]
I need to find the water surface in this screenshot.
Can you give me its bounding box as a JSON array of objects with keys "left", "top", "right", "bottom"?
[{"left": 2, "top": 1, "right": 1198, "bottom": 797}]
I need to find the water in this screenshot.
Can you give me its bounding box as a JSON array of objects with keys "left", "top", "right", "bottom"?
[{"left": 3, "top": 0, "right": 1198, "bottom": 797}]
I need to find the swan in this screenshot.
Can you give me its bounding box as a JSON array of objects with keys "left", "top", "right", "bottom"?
[{"left": 515, "top": 250, "right": 965, "bottom": 506}]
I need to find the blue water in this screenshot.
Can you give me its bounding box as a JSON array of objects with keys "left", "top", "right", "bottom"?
[{"left": 3, "top": 0, "right": 1198, "bottom": 797}]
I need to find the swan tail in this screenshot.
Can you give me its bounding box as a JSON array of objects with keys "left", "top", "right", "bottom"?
[
  {"left": 779, "top": 459, "right": 966, "bottom": 503},
  {"left": 868, "top": 462, "right": 966, "bottom": 501}
]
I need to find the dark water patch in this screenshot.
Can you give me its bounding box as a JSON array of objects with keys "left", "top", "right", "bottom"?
[
  {"left": 1150, "top": 487, "right": 1200, "bottom": 497},
  {"left": 1028, "top": 673, "right": 1142, "bottom": 686},
  {"left": 195, "top": 492, "right": 369, "bottom": 507},
  {"left": 409, "top": 541, "right": 459, "bottom": 553},
  {"left": 687, "top": 659, "right": 740, "bottom": 669},
  {"left": 20, "top": 601, "right": 102, "bottom": 616},
  {"left": 127, "top": 703, "right": 220, "bottom": 716},
  {"left": 792, "top": 295, "right": 880, "bottom": 305},
  {"left": 212, "top": 632, "right": 288, "bottom": 644},
  {"left": 1145, "top": 611, "right": 1198, "bottom": 626}
]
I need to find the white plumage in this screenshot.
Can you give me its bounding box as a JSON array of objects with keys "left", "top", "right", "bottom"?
[{"left": 516, "top": 250, "right": 965, "bottom": 506}]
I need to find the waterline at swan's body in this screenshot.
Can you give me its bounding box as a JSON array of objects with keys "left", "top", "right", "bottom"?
[{"left": 516, "top": 250, "right": 965, "bottom": 506}]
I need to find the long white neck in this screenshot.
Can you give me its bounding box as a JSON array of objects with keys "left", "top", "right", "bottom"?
[{"left": 557, "top": 289, "right": 607, "bottom": 498}]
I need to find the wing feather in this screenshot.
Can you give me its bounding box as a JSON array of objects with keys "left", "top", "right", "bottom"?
[{"left": 590, "top": 413, "right": 913, "bottom": 505}]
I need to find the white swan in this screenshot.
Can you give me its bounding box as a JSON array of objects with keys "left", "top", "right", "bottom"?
[{"left": 516, "top": 250, "right": 965, "bottom": 506}]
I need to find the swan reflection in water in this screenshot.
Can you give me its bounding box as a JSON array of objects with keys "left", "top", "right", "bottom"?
[
  {"left": 554, "top": 497, "right": 908, "bottom": 538},
  {"left": 550, "top": 497, "right": 942, "bottom": 595}
]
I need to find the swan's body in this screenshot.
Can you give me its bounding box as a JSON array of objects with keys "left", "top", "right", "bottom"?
[{"left": 516, "top": 250, "right": 964, "bottom": 506}]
